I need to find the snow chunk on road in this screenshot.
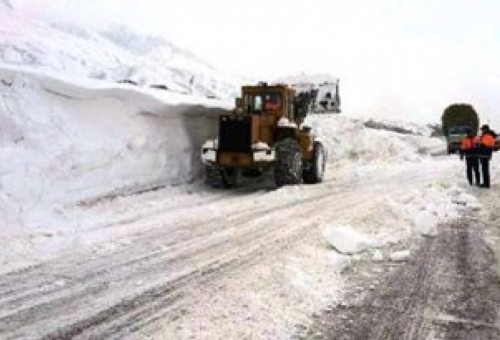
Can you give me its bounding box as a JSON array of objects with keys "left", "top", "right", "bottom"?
[
  {"left": 390, "top": 250, "right": 411, "bottom": 262},
  {"left": 372, "top": 250, "right": 384, "bottom": 262},
  {"left": 452, "top": 193, "right": 482, "bottom": 211},
  {"left": 326, "top": 252, "right": 352, "bottom": 272},
  {"left": 321, "top": 224, "right": 372, "bottom": 254}
]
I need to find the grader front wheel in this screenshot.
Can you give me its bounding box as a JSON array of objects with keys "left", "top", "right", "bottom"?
[
  {"left": 205, "top": 165, "right": 237, "bottom": 188},
  {"left": 274, "top": 138, "right": 303, "bottom": 187}
]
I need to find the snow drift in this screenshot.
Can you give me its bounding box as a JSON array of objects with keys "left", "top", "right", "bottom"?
[
  {"left": 0, "top": 66, "right": 229, "bottom": 230},
  {"left": 306, "top": 114, "right": 444, "bottom": 164}
]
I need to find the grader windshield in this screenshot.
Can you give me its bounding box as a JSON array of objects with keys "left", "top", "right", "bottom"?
[{"left": 243, "top": 92, "right": 283, "bottom": 113}]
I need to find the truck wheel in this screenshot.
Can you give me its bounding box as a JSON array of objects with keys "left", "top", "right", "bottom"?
[
  {"left": 274, "top": 139, "right": 303, "bottom": 187},
  {"left": 205, "top": 165, "right": 237, "bottom": 188},
  {"left": 303, "top": 142, "right": 326, "bottom": 184}
]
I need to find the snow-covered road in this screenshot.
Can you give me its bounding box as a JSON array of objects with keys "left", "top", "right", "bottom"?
[
  {"left": 302, "top": 173, "right": 500, "bottom": 340},
  {"left": 0, "top": 157, "right": 465, "bottom": 339}
]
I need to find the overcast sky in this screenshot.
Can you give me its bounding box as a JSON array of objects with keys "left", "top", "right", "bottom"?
[{"left": 11, "top": 0, "right": 500, "bottom": 125}]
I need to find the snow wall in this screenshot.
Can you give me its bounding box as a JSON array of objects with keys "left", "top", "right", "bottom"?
[{"left": 0, "top": 67, "right": 229, "bottom": 228}]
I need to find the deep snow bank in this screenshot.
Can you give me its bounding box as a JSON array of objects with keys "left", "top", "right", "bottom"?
[
  {"left": 306, "top": 114, "right": 445, "bottom": 164},
  {"left": 0, "top": 67, "right": 229, "bottom": 230}
]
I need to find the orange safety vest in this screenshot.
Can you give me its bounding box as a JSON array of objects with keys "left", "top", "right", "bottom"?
[
  {"left": 480, "top": 133, "right": 495, "bottom": 148},
  {"left": 460, "top": 136, "right": 477, "bottom": 151}
]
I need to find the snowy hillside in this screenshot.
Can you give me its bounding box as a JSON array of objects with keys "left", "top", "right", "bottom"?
[{"left": 0, "top": 3, "right": 241, "bottom": 98}]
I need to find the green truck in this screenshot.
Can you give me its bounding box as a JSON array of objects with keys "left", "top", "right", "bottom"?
[{"left": 441, "top": 104, "right": 479, "bottom": 154}]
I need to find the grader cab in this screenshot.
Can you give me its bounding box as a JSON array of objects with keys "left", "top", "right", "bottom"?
[{"left": 201, "top": 82, "right": 326, "bottom": 188}]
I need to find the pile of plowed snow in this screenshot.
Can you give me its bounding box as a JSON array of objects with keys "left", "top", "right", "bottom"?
[
  {"left": 306, "top": 114, "right": 444, "bottom": 164},
  {"left": 0, "top": 67, "right": 229, "bottom": 230}
]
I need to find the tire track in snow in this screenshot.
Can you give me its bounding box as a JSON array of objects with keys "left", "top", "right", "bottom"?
[
  {"left": 0, "top": 162, "right": 452, "bottom": 338},
  {"left": 301, "top": 220, "right": 500, "bottom": 339}
]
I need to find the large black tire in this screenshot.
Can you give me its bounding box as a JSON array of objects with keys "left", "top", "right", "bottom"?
[
  {"left": 274, "top": 138, "right": 303, "bottom": 187},
  {"left": 241, "top": 168, "right": 263, "bottom": 178},
  {"left": 303, "top": 142, "right": 326, "bottom": 184},
  {"left": 205, "top": 165, "right": 237, "bottom": 188}
]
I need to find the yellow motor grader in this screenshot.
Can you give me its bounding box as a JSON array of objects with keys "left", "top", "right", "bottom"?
[{"left": 201, "top": 82, "right": 326, "bottom": 188}]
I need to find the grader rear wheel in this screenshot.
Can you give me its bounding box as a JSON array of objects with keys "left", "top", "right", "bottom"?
[{"left": 303, "top": 142, "right": 326, "bottom": 184}]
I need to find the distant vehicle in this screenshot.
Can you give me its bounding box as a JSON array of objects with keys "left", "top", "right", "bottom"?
[
  {"left": 441, "top": 104, "right": 479, "bottom": 154},
  {"left": 447, "top": 125, "right": 474, "bottom": 154},
  {"left": 201, "top": 82, "right": 326, "bottom": 188}
]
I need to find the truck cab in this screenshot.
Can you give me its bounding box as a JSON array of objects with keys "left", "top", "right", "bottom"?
[{"left": 447, "top": 124, "right": 472, "bottom": 154}]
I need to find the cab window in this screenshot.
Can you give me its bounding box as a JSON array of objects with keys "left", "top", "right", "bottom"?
[
  {"left": 244, "top": 94, "right": 263, "bottom": 112},
  {"left": 264, "top": 92, "right": 282, "bottom": 111}
]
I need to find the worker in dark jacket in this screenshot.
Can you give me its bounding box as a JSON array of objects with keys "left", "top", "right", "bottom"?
[
  {"left": 460, "top": 129, "right": 480, "bottom": 186},
  {"left": 478, "top": 124, "right": 496, "bottom": 188}
]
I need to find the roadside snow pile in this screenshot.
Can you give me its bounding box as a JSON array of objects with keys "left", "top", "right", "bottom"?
[
  {"left": 0, "top": 67, "right": 227, "bottom": 232},
  {"left": 389, "top": 184, "right": 475, "bottom": 238},
  {"left": 305, "top": 115, "right": 444, "bottom": 164},
  {"left": 320, "top": 224, "right": 373, "bottom": 254}
]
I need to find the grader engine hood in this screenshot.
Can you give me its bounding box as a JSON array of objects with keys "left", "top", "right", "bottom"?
[
  {"left": 218, "top": 115, "right": 252, "bottom": 152},
  {"left": 201, "top": 113, "right": 275, "bottom": 166}
]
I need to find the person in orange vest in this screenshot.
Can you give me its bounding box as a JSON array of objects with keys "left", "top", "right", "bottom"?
[
  {"left": 460, "top": 128, "right": 480, "bottom": 186},
  {"left": 478, "top": 124, "right": 496, "bottom": 188}
]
